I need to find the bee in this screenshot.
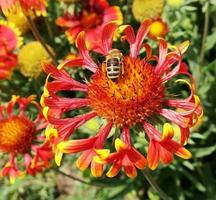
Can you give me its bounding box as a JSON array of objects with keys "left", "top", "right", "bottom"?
[{"left": 103, "top": 49, "right": 124, "bottom": 82}]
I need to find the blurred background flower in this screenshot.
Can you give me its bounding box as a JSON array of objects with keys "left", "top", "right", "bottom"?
[
  {"left": 0, "top": 95, "right": 53, "bottom": 183},
  {"left": 148, "top": 17, "right": 169, "bottom": 40},
  {"left": 132, "top": 0, "right": 164, "bottom": 22},
  {"left": 18, "top": 41, "right": 53, "bottom": 78},
  {"left": 0, "top": 20, "right": 22, "bottom": 80},
  {"left": 0, "top": 0, "right": 47, "bottom": 16},
  {"left": 56, "top": 0, "right": 122, "bottom": 48}
]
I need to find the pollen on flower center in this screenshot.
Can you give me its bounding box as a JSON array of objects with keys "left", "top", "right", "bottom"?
[
  {"left": 0, "top": 116, "right": 35, "bottom": 154},
  {"left": 88, "top": 57, "right": 165, "bottom": 126}
]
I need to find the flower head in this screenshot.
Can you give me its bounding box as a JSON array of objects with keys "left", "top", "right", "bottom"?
[
  {"left": 0, "top": 53, "right": 17, "bottom": 80},
  {"left": 5, "top": 4, "right": 29, "bottom": 33},
  {"left": 167, "top": 0, "right": 184, "bottom": 8},
  {"left": 0, "top": 20, "right": 22, "bottom": 80},
  {"left": 148, "top": 18, "right": 169, "bottom": 40},
  {"left": 0, "top": 20, "right": 23, "bottom": 54},
  {"left": 132, "top": 0, "right": 164, "bottom": 22},
  {"left": 18, "top": 41, "right": 53, "bottom": 78},
  {"left": 0, "top": 95, "right": 53, "bottom": 183},
  {"left": 0, "top": 0, "right": 47, "bottom": 16},
  {"left": 56, "top": 0, "right": 123, "bottom": 47},
  {"left": 43, "top": 20, "right": 203, "bottom": 178}
]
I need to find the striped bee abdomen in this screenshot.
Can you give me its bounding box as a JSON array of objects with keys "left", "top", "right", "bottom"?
[
  {"left": 106, "top": 58, "right": 121, "bottom": 81},
  {"left": 105, "top": 49, "right": 124, "bottom": 82}
]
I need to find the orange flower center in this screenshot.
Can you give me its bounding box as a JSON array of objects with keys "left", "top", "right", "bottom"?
[
  {"left": 88, "top": 57, "right": 165, "bottom": 126},
  {"left": 81, "top": 10, "right": 102, "bottom": 29},
  {"left": 0, "top": 116, "right": 35, "bottom": 154}
]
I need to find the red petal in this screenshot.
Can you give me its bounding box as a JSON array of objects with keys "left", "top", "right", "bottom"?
[
  {"left": 101, "top": 22, "right": 118, "bottom": 55},
  {"left": 103, "top": 6, "right": 122, "bottom": 24},
  {"left": 48, "top": 112, "right": 97, "bottom": 139},
  {"left": 179, "top": 127, "right": 190, "bottom": 145},
  {"left": 76, "top": 150, "right": 94, "bottom": 170},
  {"left": 143, "top": 121, "right": 161, "bottom": 141},
  {"left": 160, "top": 146, "right": 173, "bottom": 164},
  {"left": 47, "top": 80, "right": 87, "bottom": 95},
  {"left": 106, "top": 160, "right": 122, "bottom": 178},
  {"left": 128, "top": 148, "right": 147, "bottom": 169},
  {"left": 165, "top": 99, "right": 194, "bottom": 110},
  {"left": 159, "top": 108, "right": 190, "bottom": 128},
  {"left": 130, "top": 19, "right": 152, "bottom": 59},
  {"left": 58, "top": 137, "right": 97, "bottom": 153},
  {"left": 123, "top": 156, "right": 137, "bottom": 178},
  {"left": 94, "top": 122, "right": 113, "bottom": 147},
  {"left": 121, "top": 25, "right": 136, "bottom": 46},
  {"left": 58, "top": 58, "right": 83, "bottom": 70},
  {"left": 147, "top": 141, "right": 160, "bottom": 170},
  {"left": 91, "top": 161, "right": 103, "bottom": 177},
  {"left": 76, "top": 31, "right": 98, "bottom": 72},
  {"left": 155, "top": 38, "right": 168, "bottom": 72},
  {"left": 45, "top": 97, "right": 90, "bottom": 111}
]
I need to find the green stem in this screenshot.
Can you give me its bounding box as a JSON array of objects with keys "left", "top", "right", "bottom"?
[
  {"left": 200, "top": 3, "right": 209, "bottom": 66},
  {"left": 142, "top": 169, "right": 172, "bottom": 200},
  {"left": 54, "top": 168, "right": 106, "bottom": 187},
  {"left": 44, "top": 17, "right": 54, "bottom": 42},
  {"left": 26, "top": 15, "right": 58, "bottom": 65}
]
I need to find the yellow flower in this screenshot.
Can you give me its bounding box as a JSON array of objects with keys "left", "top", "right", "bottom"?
[
  {"left": 148, "top": 18, "right": 169, "bottom": 40},
  {"left": 167, "top": 0, "right": 184, "bottom": 8},
  {"left": 18, "top": 41, "right": 53, "bottom": 78},
  {"left": 132, "top": 0, "right": 164, "bottom": 22},
  {"left": 5, "top": 4, "right": 29, "bottom": 33}
]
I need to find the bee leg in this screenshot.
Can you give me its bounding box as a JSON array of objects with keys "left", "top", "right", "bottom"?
[
  {"left": 102, "top": 62, "right": 106, "bottom": 73},
  {"left": 121, "top": 64, "right": 124, "bottom": 75}
]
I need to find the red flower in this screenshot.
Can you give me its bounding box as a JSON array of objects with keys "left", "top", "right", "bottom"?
[
  {"left": 56, "top": 0, "right": 122, "bottom": 48},
  {"left": 0, "top": 96, "right": 53, "bottom": 183},
  {"left": 0, "top": 20, "right": 22, "bottom": 80},
  {"left": 0, "top": 53, "right": 17, "bottom": 80},
  {"left": 0, "top": 0, "right": 47, "bottom": 15},
  {"left": 43, "top": 19, "right": 203, "bottom": 177}
]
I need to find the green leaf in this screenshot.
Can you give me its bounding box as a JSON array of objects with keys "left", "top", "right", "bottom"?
[{"left": 193, "top": 146, "right": 216, "bottom": 158}]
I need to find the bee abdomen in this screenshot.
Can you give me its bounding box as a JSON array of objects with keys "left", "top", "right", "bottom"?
[{"left": 107, "top": 65, "right": 121, "bottom": 81}]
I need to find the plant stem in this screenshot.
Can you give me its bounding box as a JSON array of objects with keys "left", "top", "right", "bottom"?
[
  {"left": 200, "top": 3, "right": 209, "bottom": 66},
  {"left": 44, "top": 17, "right": 53, "bottom": 42},
  {"left": 26, "top": 15, "right": 58, "bottom": 65},
  {"left": 142, "top": 169, "right": 172, "bottom": 200},
  {"left": 54, "top": 168, "right": 106, "bottom": 187}
]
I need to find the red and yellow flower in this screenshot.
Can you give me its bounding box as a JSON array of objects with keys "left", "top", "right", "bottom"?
[
  {"left": 0, "top": 95, "right": 53, "bottom": 183},
  {"left": 0, "top": 53, "right": 17, "bottom": 80},
  {"left": 42, "top": 19, "right": 203, "bottom": 178},
  {"left": 0, "top": 20, "right": 22, "bottom": 54},
  {"left": 0, "top": 20, "right": 22, "bottom": 80},
  {"left": 0, "top": 0, "right": 47, "bottom": 16},
  {"left": 56, "top": 0, "right": 122, "bottom": 48}
]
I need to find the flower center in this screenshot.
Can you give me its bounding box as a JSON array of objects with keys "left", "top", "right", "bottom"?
[
  {"left": 81, "top": 10, "right": 102, "bottom": 30},
  {"left": 88, "top": 57, "right": 165, "bottom": 126},
  {"left": 0, "top": 116, "right": 35, "bottom": 154}
]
